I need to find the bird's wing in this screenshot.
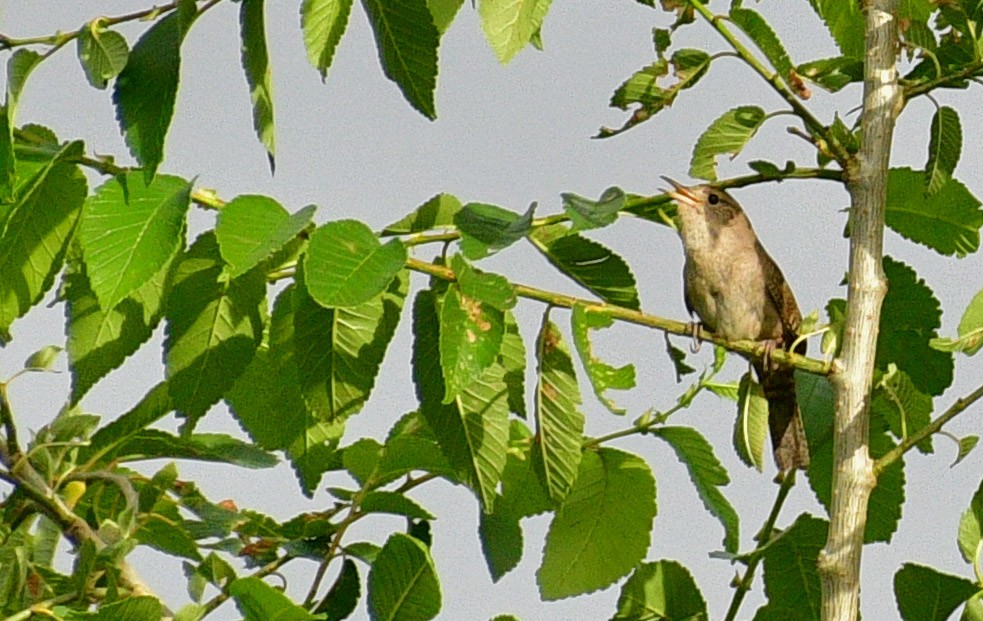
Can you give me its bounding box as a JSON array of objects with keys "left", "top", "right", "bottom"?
[{"left": 757, "top": 241, "right": 803, "bottom": 351}]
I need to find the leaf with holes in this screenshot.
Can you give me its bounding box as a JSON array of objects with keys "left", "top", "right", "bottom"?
[
  {"left": 689, "top": 106, "right": 767, "bottom": 181},
  {"left": 532, "top": 320, "right": 584, "bottom": 503}
]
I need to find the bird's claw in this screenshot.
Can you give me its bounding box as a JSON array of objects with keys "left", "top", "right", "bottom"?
[{"left": 688, "top": 322, "right": 702, "bottom": 353}]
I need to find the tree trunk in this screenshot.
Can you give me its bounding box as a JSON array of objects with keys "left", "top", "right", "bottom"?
[{"left": 819, "top": 1, "right": 901, "bottom": 619}]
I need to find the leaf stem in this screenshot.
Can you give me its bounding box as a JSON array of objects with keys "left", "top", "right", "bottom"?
[
  {"left": 874, "top": 381, "right": 983, "bottom": 475},
  {"left": 723, "top": 469, "right": 797, "bottom": 621}
]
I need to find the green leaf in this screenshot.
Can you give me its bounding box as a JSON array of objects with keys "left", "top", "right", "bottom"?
[
  {"left": 79, "top": 172, "right": 192, "bottom": 311},
  {"left": 89, "top": 597, "right": 164, "bottom": 621},
  {"left": 0, "top": 107, "right": 12, "bottom": 203},
  {"left": 954, "top": 436, "right": 979, "bottom": 467},
  {"left": 807, "top": 0, "right": 864, "bottom": 59},
  {"left": 361, "top": 0, "right": 439, "bottom": 119},
  {"left": 369, "top": 533, "right": 441, "bottom": 621},
  {"left": 479, "top": 423, "right": 554, "bottom": 581},
  {"left": 440, "top": 285, "right": 505, "bottom": 402},
  {"left": 532, "top": 320, "right": 585, "bottom": 503},
  {"left": 451, "top": 255, "right": 516, "bottom": 310},
  {"left": 753, "top": 514, "right": 827, "bottom": 621},
  {"left": 288, "top": 421, "right": 346, "bottom": 496},
  {"left": 361, "top": 491, "right": 435, "bottom": 520},
  {"left": 7, "top": 49, "right": 42, "bottom": 114},
  {"left": 612, "top": 560, "right": 708, "bottom": 621},
  {"left": 570, "top": 304, "right": 635, "bottom": 415},
  {"left": 103, "top": 430, "right": 277, "bottom": 468},
  {"left": 316, "top": 559, "right": 360, "bottom": 620},
  {"left": 80, "top": 382, "right": 172, "bottom": 466},
  {"left": 878, "top": 256, "right": 953, "bottom": 396},
  {"left": 799, "top": 373, "right": 905, "bottom": 543},
  {"left": 478, "top": 0, "right": 553, "bottom": 64},
  {"left": 412, "top": 290, "right": 509, "bottom": 510},
  {"left": 23, "top": 344, "right": 62, "bottom": 372},
  {"left": 734, "top": 373, "right": 768, "bottom": 471},
  {"left": 872, "top": 365, "right": 933, "bottom": 454},
  {"left": 231, "top": 576, "right": 316, "bottom": 621},
  {"left": 538, "top": 448, "right": 656, "bottom": 599},
  {"left": 530, "top": 226, "right": 640, "bottom": 309},
  {"left": 895, "top": 564, "right": 978, "bottom": 621},
  {"left": 227, "top": 288, "right": 309, "bottom": 450},
  {"left": 689, "top": 105, "right": 767, "bottom": 181},
  {"left": 608, "top": 60, "right": 668, "bottom": 111},
  {"left": 500, "top": 312, "right": 527, "bottom": 418},
  {"left": 137, "top": 514, "right": 201, "bottom": 561},
  {"left": 77, "top": 22, "right": 129, "bottom": 89},
  {"left": 729, "top": 8, "right": 793, "bottom": 84},
  {"left": 958, "top": 478, "right": 983, "bottom": 564},
  {"left": 304, "top": 219, "right": 407, "bottom": 307},
  {"left": 428, "top": 0, "right": 464, "bottom": 34},
  {"left": 925, "top": 107, "right": 962, "bottom": 196},
  {"left": 382, "top": 193, "right": 462, "bottom": 235},
  {"left": 561, "top": 186, "right": 625, "bottom": 231},
  {"left": 455, "top": 201, "right": 535, "bottom": 259},
  {"left": 65, "top": 248, "right": 171, "bottom": 403},
  {"left": 240, "top": 0, "right": 276, "bottom": 170},
  {"left": 598, "top": 50, "right": 713, "bottom": 138},
  {"left": 932, "top": 287, "right": 983, "bottom": 355},
  {"left": 112, "top": 0, "right": 198, "bottom": 181},
  {"left": 379, "top": 412, "right": 455, "bottom": 482},
  {"left": 886, "top": 168, "right": 982, "bottom": 257},
  {"left": 301, "top": 0, "right": 354, "bottom": 79},
  {"left": 292, "top": 270, "right": 407, "bottom": 420},
  {"left": 164, "top": 232, "right": 265, "bottom": 424},
  {"left": 796, "top": 56, "right": 863, "bottom": 93},
  {"left": 0, "top": 51, "right": 42, "bottom": 202},
  {"left": 654, "top": 426, "right": 739, "bottom": 554},
  {"left": 216, "top": 196, "right": 314, "bottom": 280},
  {"left": 0, "top": 141, "right": 87, "bottom": 342}
]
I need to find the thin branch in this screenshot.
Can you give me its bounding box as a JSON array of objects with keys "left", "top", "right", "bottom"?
[
  {"left": 875, "top": 381, "right": 983, "bottom": 474},
  {"left": 0, "top": 383, "right": 21, "bottom": 463},
  {"left": 305, "top": 472, "right": 439, "bottom": 610},
  {"left": 687, "top": 0, "right": 849, "bottom": 165},
  {"left": 406, "top": 257, "right": 830, "bottom": 376},
  {"left": 197, "top": 554, "right": 295, "bottom": 617},
  {"left": 724, "top": 470, "right": 798, "bottom": 621},
  {"left": 0, "top": 0, "right": 202, "bottom": 51},
  {"left": 902, "top": 61, "right": 983, "bottom": 102}
]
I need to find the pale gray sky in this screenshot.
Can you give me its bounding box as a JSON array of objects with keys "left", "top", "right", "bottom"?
[{"left": 2, "top": 2, "right": 982, "bottom": 619}]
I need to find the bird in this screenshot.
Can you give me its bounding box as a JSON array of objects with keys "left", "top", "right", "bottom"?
[{"left": 662, "top": 176, "right": 810, "bottom": 471}]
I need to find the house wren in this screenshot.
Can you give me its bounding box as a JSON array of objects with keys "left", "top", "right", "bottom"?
[{"left": 662, "top": 177, "right": 810, "bottom": 471}]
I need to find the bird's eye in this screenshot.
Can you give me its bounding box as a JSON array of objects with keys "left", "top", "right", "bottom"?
[{"left": 707, "top": 193, "right": 720, "bottom": 205}]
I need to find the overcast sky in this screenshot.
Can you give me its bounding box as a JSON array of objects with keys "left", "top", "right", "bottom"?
[{"left": 3, "top": 2, "right": 983, "bottom": 619}]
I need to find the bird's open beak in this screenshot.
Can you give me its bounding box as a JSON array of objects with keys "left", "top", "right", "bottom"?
[{"left": 660, "top": 176, "right": 700, "bottom": 207}]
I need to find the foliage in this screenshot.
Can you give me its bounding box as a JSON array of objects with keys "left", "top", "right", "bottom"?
[{"left": 0, "top": 1, "right": 981, "bottom": 620}]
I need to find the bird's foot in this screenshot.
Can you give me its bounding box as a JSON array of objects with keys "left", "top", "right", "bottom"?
[
  {"left": 687, "top": 322, "right": 703, "bottom": 353},
  {"left": 760, "top": 338, "right": 784, "bottom": 371}
]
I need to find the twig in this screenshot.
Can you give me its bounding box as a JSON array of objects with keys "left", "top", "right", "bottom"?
[
  {"left": 875, "top": 382, "right": 983, "bottom": 474},
  {"left": 406, "top": 258, "right": 830, "bottom": 376},
  {"left": 723, "top": 470, "right": 798, "bottom": 621}
]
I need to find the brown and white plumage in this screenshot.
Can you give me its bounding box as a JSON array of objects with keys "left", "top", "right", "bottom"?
[{"left": 663, "top": 177, "right": 810, "bottom": 471}]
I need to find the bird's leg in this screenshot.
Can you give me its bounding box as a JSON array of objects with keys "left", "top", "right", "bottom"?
[
  {"left": 687, "top": 321, "right": 703, "bottom": 353},
  {"left": 759, "top": 337, "right": 785, "bottom": 372}
]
